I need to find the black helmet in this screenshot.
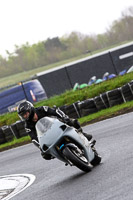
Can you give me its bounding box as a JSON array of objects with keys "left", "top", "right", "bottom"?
[{"left": 17, "top": 101, "right": 35, "bottom": 121}]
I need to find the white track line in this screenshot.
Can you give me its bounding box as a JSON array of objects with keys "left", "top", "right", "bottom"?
[{"left": 0, "top": 174, "right": 36, "bottom": 200}]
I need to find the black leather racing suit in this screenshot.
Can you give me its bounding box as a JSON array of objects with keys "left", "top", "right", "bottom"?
[{"left": 25, "top": 106, "right": 80, "bottom": 141}]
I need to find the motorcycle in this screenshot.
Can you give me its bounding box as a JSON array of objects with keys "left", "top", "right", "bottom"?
[{"left": 32, "top": 117, "right": 101, "bottom": 172}]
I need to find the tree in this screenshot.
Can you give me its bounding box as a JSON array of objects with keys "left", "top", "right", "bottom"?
[{"left": 1, "top": 6, "right": 133, "bottom": 79}]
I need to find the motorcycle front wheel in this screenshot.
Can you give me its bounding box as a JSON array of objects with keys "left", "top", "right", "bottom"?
[{"left": 62, "top": 146, "right": 92, "bottom": 172}]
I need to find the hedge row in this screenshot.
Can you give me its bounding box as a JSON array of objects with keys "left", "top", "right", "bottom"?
[{"left": 0, "top": 80, "right": 133, "bottom": 145}]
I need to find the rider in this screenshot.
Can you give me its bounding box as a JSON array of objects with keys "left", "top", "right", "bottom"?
[{"left": 17, "top": 101, "right": 93, "bottom": 159}]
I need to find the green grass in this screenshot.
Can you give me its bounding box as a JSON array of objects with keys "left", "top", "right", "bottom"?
[
  {"left": 1, "top": 100, "right": 133, "bottom": 151},
  {"left": 0, "top": 136, "right": 30, "bottom": 151},
  {"left": 0, "top": 112, "right": 19, "bottom": 127},
  {"left": 79, "top": 101, "right": 133, "bottom": 124},
  {"left": 36, "top": 71, "right": 133, "bottom": 107},
  {"left": 1, "top": 43, "right": 133, "bottom": 150},
  {"left": 1, "top": 71, "right": 133, "bottom": 127},
  {"left": 1, "top": 71, "right": 133, "bottom": 151}
]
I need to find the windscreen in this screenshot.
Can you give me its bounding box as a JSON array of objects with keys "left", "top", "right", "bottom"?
[{"left": 35, "top": 117, "right": 53, "bottom": 137}]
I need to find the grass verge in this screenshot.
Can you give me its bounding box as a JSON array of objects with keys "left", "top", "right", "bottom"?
[
  {"left": 0, "top": 136, "right": 31, "bottom": 152},
  {"left": 1, "top": 70, "right": 133, "bottom": 127},
  {"left": 79, "top": 101, "right": 133, "bottom": 125},
  {"left": 1, "top": 100, "right": 133, "bottom": 152}
]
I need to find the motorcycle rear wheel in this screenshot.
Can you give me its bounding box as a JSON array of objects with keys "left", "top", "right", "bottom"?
[{"left": 63, "top": 147, "right": 92, "bottom": 172}]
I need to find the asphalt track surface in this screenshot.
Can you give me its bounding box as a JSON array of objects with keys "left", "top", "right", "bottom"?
[{"left": 1, "top": 112, "right": 133, "bottom": 200}]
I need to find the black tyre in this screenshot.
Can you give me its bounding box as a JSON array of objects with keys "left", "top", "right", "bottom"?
[
  {"left": 16, "top": 120, "right": 25, "bottom": 130},
  {"left": 78, "top": 99, "right": 96, "bottom": 109},
  {"left": 107, "top": 89, "right": 122, "bottom": 98},
  {"left": 0, "top": 128, "right": 7, "bottom": 144},
  {"left": 121, "top": 84, "right": 131, "bottom": 93},
  {"left": 11, "top": 123, "right": 20, "bottom": 139},
  {"left": 67, "top": 112, "right": 79, "bottom": 119},
  {"left": 109, "top": 98, "right": 124, "bottom": 107},
  {"left": 59, "top": 105, "right": 67, "bottom": 113},
  {"left": 18, "top": 129, "right": 28, "bottom": 137},
  {"left": 120, "top": 84, "right": 133, "bottom": 102},
  {"left": 101, "top": 93, "right": 110, "bottom": 108},
  {"left": 80, "top": 107, "right": 98, "bottom": 117},
  {"left": 64, "top": 103, "right": 81, "bottom": 119},
  {"left": 124, "top": 96, "right": 133, "bottom": 102},
  {"left": 2, "top": 126, "right": 14, "bottom": 142},
  {"left": 94, "top": 96, "right": 106, "bottom": 110},
  {"left": 63, "top": 147, "right": 92, "bottom": 172}
]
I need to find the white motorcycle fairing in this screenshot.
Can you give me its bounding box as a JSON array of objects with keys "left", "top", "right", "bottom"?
[{"left": 35, "top": 117, "right": 101, "bottom": 172}]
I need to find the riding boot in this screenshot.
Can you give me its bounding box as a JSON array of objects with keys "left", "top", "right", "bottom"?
[{"left": 41, "top": 152, "right": 52, "bottom": 160}]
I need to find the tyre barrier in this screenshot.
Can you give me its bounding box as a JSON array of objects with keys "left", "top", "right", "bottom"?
[
  {"left": 77, "top": 99, "right": 98, "bottom": 117},
  {"left": 11, "top": 120, "right": 27, "bottom": 139},
  {"left": 1, "top": 80, "right": 133, "bottom": 145},
  {"left": 59, "top": 80, "right": 133, "bottom": 119},
  {"left": 11, "top": 122, "right": 20, "bottom": 139},
  {"left": 1, "top": 126, "right": 14, "bottom": 143},
  {"left": 0, "top": 121, "right": 27, "bottom": 144},
  {"left": 120, "top": 82, "right": 133, "bottom": 102},
  {"left": 106, "top": 88, "right": 124, "bottom": 107},
  {"left": 60, "top": 101, "right": 81, "bottom": 119},
  {"left": 0, "top": 127, "right": 7, "bottom": 144},
  {"left": 94, "top": 96, "right": 107, "bottom": 111},
  {"left": 100, "top": 93, "right": 110, "bottom": 108}
]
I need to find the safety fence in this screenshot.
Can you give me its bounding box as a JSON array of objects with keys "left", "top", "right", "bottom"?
[{"left": 0, "top": 80, "right": 133, "bottom": 145}]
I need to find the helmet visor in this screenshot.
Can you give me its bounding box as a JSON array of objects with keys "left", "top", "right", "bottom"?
[{"left": 19, "top": 111, "right": 30, "bottom": 120}]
